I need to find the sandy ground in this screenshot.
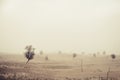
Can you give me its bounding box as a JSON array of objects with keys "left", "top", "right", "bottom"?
[{"left": 0, "top": 53, "right": 120, "bottom": 80}]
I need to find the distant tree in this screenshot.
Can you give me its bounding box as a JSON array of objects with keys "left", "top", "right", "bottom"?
[
  {"left": 45, "top": 56, "right": 48, "bottom": 61},
  {"left": 103, "top": 51, "right": 106, "bottom": 55},
  {"left": 24, "top": 45, "right": 35, "bottom": 64},
  {"left": 73, "top": 53, "right": 77, "bottom": 58},
  {"left": 40, "top": 50, "right": 43, "bottom": 55},
  {"left": 93, "top": 53, "right": 96, "bottom": 57},
  {"left": 58, "top": 51, "right": 62, "bottom": 54},
  {"left": 111, "top": 54, "right": 116, "bottom": 59}
]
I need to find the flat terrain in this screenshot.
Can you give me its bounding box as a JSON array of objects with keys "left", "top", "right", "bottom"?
[{"left": 0, "top": 53, "right": 120, "bottom": 80}]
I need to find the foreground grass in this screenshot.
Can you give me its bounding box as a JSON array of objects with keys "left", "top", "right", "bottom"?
[{"left": 0, "top": 54, "right": 120, "bottom": 80}]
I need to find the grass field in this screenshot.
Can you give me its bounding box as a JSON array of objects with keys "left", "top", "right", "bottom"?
[{"left": 0, "top": 53, "right": 120, "bottom": 80}]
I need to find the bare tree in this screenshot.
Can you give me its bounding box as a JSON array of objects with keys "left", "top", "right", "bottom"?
[{"left": 24, "top": 45, "right": 35, "bottom": 64}]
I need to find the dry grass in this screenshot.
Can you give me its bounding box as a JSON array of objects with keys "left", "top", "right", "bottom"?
[{"left": 0, "top": 53, "right": 120, "bottom": 80}]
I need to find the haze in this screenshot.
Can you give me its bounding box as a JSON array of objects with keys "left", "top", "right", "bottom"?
[{"left": 0, "top": 0, "right": 120, "bottom": 54}]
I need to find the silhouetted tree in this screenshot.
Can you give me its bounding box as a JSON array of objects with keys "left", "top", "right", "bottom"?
[{"left": 24, "top": 45, "right": 35, "bottom": 64}]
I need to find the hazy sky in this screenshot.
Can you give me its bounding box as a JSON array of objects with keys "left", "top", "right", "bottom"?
[{"left": 0, "top": 0, "right": 120, "bottom": 54}]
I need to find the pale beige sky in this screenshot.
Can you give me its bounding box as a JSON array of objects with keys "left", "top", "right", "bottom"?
[{"left": 0, "top": 0, "right": 120, "bottom": 54}]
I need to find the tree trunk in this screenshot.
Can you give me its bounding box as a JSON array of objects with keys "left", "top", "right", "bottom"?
[{"left": 26, "top": 59, "right": 29, "bottom": 64}]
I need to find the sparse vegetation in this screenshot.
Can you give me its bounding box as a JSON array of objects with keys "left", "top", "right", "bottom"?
[{"left": 0, "top": 52, "right": 120, "bottom": 80}]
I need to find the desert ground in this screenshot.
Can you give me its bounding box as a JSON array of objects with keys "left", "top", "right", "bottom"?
[{"left": 0, "top": 52, "right": 120, "bottom": 80}]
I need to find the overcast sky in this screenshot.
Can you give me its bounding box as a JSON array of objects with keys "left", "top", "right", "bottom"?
[{"left": 0, "top": 0, "right": 120, "bottom": 54}]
